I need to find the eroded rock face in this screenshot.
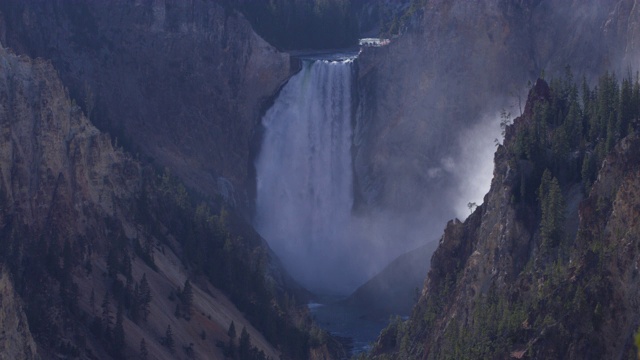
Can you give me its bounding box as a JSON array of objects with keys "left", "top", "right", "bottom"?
[
  {"left": 353, "top": 0, "right": 640, "bottom": 219},
  {"left": 355, "top": 1, "right": 531, "bottom": 215},
  {"left": 0, "top": 42, "right": 314, "bottom": 360},
  {"left": 0, "top": 0, "right": 291, "bottom": 210},
  {"left": 0, "top": 42, "right": 138, "bottom": 357},
  {"left": 369, "top": 78, "right": 640, "bottom": 359},
  {"left": 0, "top": 42, "right": 140, "bottom": 245},
  {"left": 0, "top": 270, "right": 38, "bottom": 360}
]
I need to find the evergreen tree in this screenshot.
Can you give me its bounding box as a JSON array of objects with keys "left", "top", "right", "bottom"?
[
  {"left": 633, "top": 73, "right": 640, "bottom": 122},
  {"left": 139, "top": 273, "right": 152, "bottom": 321},
  {"left": 226, "top": 321, "right": 238, "bottom": 358},
  {"left": 139, "top": 338, "right": 148, "bottom": 360},
  {"left": 181, "top": 279, "right": 194, "bottom": 319},
  {"left": 239, "top": 326, "right": 251, "bottom": 360},
  {"left": 618, "top": 76, "right": 633, "bottom": 137},
  {"left": 131, "top": 283, "right": 141, "bottom": 322},
  {"left": 45, "top": 238, "right": 61, "bottom": 278},
  {"left": 112, "top": 304, "right": 125, "bottom": 356},
  {"left": 106, "top": 248, "right": 119, "bottom": 278},
  {"left": 122, "top": 251, "right": 133, "bottom": 283},
  {"left": 228, "top": 321, "right": 237, "bottom": 339},
  {"left": 538, "top": 170, "right": 565, "bottom": 248},
  {"left": 564, "top": 98, "right": 582, "bottom": 148},
  {"left": 90, "top": 288, "right": 96, "bottom": 314},
  {"left": 582, "top": 76, "right": 592, "bottom": 128},
  {"left": 164, "top": 325, "right": 175, "bottom": 353},
  {"left": 101, "top": 291, "right": 112, "bottom": 338},
  {"left": 62, "top": 240, "right": 74, "bottom": 272},
  {"left": 581, "top": 151, "right": 596, "bottom": 191}
]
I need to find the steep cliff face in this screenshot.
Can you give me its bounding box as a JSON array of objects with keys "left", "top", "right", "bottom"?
[
  {"left": 354, "top": 0, "right": 640, "bottom": 220},
  {"left": 0, "top": 0, "right": 292, "bottom": 210},
  {"left": 369, "top": 77, "right": 640, "bottom": 359},
  {"left": 0, "top": 43, "right": 328, "bottom": 360},
  {"left": 355, "top": 0, "right": 529, "bottom": 215},
  {"left": 603, "top": 0, "right": 640, "bottom": 67},
  {"left": 0, "top": 269, "right": 38, "bottom": 360},
  {"left": 234, "top": 0, "right": 359, "bottom": 50},
  {"left": 0, "top": 39, "right": 140, "bottom": 245}
]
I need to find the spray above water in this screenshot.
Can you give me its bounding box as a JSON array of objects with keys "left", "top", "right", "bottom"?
[
  {"left": 255, "top": 57, "right": 357, "bottom": 294},
  {"left": 254, "top": 55, "right": 502, "bottom": 295}
]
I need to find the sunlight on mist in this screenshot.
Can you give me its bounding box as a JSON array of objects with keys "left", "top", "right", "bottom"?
[{"left": 453, "top": 111, "right": 504, "bottom": 219}]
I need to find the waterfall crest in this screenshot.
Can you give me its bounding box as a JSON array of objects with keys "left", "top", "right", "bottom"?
[{"left": 255, "top": 58, "right": 356, "bottom": 293}]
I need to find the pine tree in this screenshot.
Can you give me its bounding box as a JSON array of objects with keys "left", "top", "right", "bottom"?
[
  {"left": 131, "top": 283, "right": 141, "bottom": 322},
  {"left": 618, "top": 76, "right": 633, "bottom": 138},
  {"left": 181, "top": 279, "right": 194, "bottom": 319},
  {"left": 538, "top": 170, "right": 565, "bottom": 248},
  {"left": 107, "top": 248, "right": 119, "bottom": 278},
  {"left": 164, "top": 325, "right": 175, "bottom": 353},
  {"left": 139, "top": 338, "right": 148, "bottom": 360},
  {"left": 101, "top": 291, "right": 112, "bottom": 338},
  {"left": 228, "top": 321, "right": 236, "bottom": 339},
  {"left": 633, "top": 73, "right": 640, "bottom": 124},
  {"left": 582, "top": 76, "right": 592, "bottom": 132},
  {"left": 122, "top": 251, "right": 133, "bottom": 283},
  {"left": 62, "top": 240, "right": 74, "bottom": 272},
  {"left": 239, "top": 326, "right": 251, "bottom": 359},
  {"left": 564, "top": 99, "right": 582, "bottom": 148},
  {"left": 139, "top": 273, "right": 151, "bottom": 321},
  {"left": 113, "top": 304, "right": 125, "bottom": 356},
  {"left": 90, "top": 288, "right": 96, "bottom": 314},
  {"left": 226, "top": 321, "right": 237, "bottom": 357}
]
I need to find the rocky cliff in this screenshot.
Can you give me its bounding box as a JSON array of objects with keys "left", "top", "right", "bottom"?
[
  {"left": 0, "top": 269, "right": 38, "bottom": 360},
  {"left": 356, "top": 0, "right": 529, "bottom": 215},
  {"left": 0, "top": 0, "right": 292, "bottom": 211},
  {"left": 354, "top": 0, "right": 640, "bottom": 221},
  {"left": 368, "top": 76, "right": 640, "bottom": 359},
  {"left": 0, "top": 42, "right": 331, "bottom": 360}
]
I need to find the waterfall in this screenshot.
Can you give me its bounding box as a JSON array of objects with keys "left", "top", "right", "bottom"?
[{"left": 255, "top": 58, "right": 356, "bottom": 294}]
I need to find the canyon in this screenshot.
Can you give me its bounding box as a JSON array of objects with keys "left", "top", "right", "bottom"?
[{"left": 3, "top": 1, "right": 640, "bottom": 359}]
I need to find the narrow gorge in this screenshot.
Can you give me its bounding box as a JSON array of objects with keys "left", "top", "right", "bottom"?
[{"left": 4, "top": 1, "right": 640, "bottom": 359}]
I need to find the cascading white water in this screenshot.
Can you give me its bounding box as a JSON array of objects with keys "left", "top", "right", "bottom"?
[{"left": 254, "top": 58, "right": 356, "bottom": 294}]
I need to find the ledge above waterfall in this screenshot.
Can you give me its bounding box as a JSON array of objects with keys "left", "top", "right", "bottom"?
[{"left": 288, "top": 48, "right": 360, "bottom": 62}]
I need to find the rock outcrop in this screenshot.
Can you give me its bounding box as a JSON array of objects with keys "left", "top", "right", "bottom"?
[
  {"left": 0, "top": 269, "right": 38, "bottom": 360},
  {"left": 0, "top": 0, "right": 292, "bottom": 210},
  {"left": 368, "top": 77, "right": 640, "bottom": 359}
]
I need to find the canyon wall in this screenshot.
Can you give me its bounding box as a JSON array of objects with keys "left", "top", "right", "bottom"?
[
  {"left": 0, "top": 269, "right": 38, "bottom": 360},
  {"left": 348, "top": 0, "right": 640, "bottom": 338},
  {"left": 369, "top": 76, "right": 640, "bottom": 359},
  {"left": 0, "top": 40, "right": 327, "bottom": 360},
  {"left": 0, "top": 0, "right": 292, "bottom": 210},
  {"left": 355, "top": 0, "right": 640, "bottom": 221}
]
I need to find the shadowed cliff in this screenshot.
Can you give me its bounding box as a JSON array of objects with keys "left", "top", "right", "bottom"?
[
  {"left": 0, "top": 43, "right": 341, "bottom": 360},
  {"left": 354, "top": 0, "right": 640, "bottom": 235},
  {"left": 368, "top": 75, "right": 640, "bottom": 359},
  {"left": 0, "top": 0, "right": 293, "bottom": 212}
]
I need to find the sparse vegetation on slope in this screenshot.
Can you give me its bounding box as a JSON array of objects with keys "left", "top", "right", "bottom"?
[
  {"left": 0, "top": 44, "right": 337, "bottom": 360},
  {"left": 367, "top": 71, "right": 640, "bottom": 359}
]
